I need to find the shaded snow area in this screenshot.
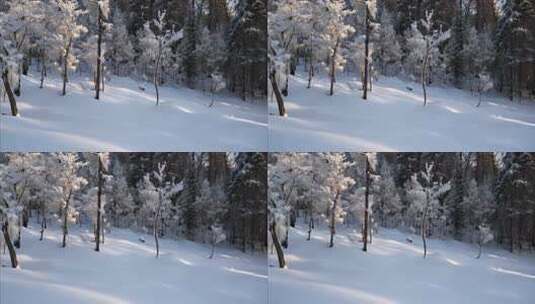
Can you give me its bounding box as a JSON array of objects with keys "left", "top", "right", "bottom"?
[
  {"left": 269, "top": 72, "right": 535, "bottom": 151},
  {"left": 1, "top": 224, "right": 267, "bottom": 304},
  {"left": 0, "top": 74, "right": 267, "bottom": 152},
  {"left": 269, "top": 224, "right": 535, "bottom": 304}
]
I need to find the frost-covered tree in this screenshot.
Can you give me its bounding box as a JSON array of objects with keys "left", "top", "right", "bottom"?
[
  {"left": 268, "top": 186, "right": 288, "bottom": 268},
  {"left": 107, "top": 160, "right": 134, "bottom": 227},
  {"left": 0, "top": 167, "right": 20, "bottom": 268},
  {"left": 139, "top": 162, "right": 183, "bottom": 257},
  {"left": 52, "top": 153, "right": 87, "bottom": 248},
  {"left": 268, "top": 0, "right": 305, "bottom": 97},
  {"left": 56, "top": 0, "right": 87, "bottom": 96},
  {"left": 0, "top": 7, "right": 23, "bottom": 115},
  {"left": 84, "top": 153, "right": 109, "bottom": 251},
  {"left": 195, "top": 27, "right": 226, "bottom": 89},
  {"left": 353, "top": 0, "right": 377, "bottom": 99},
  {"left": 87, "top": 0, "right": 110, "bottom": 99},
  {"left": 138, "top": 10, "right": 183, "bottom": 105},
  {"left": 1, "top": 0, "right": 43, "bottom": 96},
  {"left": 107, "top": 9, "right": 134, "bottom": 76},
  {"left": 463, "top": 27, "right": 495, "bottom": 106},
  {"left": 208, "top": 224, "right": 226, "bottom": 259},
  {"left": 321, "top": 0, "right": 355, "bottom": 96},
  {"left": 405, "top": 11, "right": 450, "bottom": 106},
  {"left": 315, "top": 153, "right": 355, "bottom": 247},
  {"left": 373, "top": 159, "right": 402, "bottom": 229},
  {"left": 268, "top": 0, "right": 307, "bottom": 115},
  {"left": 406, "top": 163, "right": 451, "bottom": 258},
  {"left": 0, "top": 154, "right": 44, "bottom": 267},
  {"left": 375, "top": 10, "right": 401, "bottom": 76},
  {"left": 461, "top": 178, "right": 496, "bottom": 256},
  {"left": 194, "top": 180, "right": 226, "bottom": 244},
  {"left": 34, "top": 0, "right": 62, "bottom": 89},
  {"left": 475, "top": 224, "right": 493, "bottom": 259},
  {"left": 0, "top": 153, "right": 45, "bottom": 249}
]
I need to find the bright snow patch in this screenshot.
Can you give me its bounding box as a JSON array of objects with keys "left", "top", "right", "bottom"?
[
  {"left": 0, "top": 74, "right": 267, "bottom": 152},
  {"left": 269, "top": 224, "right": 535, "bottom": 304},
  {"left": 1, "top": 224, "right": 267, "bottom": 304},
  {"left": 269, "top": 72, "right": 535, "bottom": 151}
]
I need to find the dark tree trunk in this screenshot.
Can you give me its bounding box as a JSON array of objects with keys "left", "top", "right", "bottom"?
[
  {"left": 40, "top": 53, "right": 47, "bottom": 89},
  {"left": 270, "top": 222, "right": 286, "bottom": 268},
  {"left": 2, "top": 70, "right": 18, "bottom": 116},
  {"left": 422, "top": 192, "right": 429, "bottom": 258},
  {"left": 329, "top": 39, "right": 340, "bottom": 96},
  {"left": 95, "top": 7, "right": 103, "bottom": 100},
  {"left": 422, "top": 41, "right": 429, "bottom": 106},
  {"left": 14, "top": 64, "right": 21, "bottom": 96},
  {"left": 270, "top": 69, "right": 286, "bottom": 116},
  {"left": 40, "top": 216, "right": 46, "bottom": 241},
  {"left": 307, "top": 63, "right": 313, "bottom": 89},
  {"left": 363, "top": 157, "right": 370, "bottom": 252},
  {"left": 307, "top": 216, "right": 314, "bottom": 241},
  {"left": 329, "top": 192, "right": 340, "bottom": 248},
  {"left": 363, "top": 6, "right": 370, "bottom": 100},
  {"left": 22, "top": 53, "right": 29, "bottom": 75},
  {"left": 62, "top": 190, "right": 72, "bottom": 248},
  {"left": 154, "top": 192, "right": 162, "bottom": 257},
  {"left": 95, "top": 157, "right": 103, "bottom": 251},
  {"left": 2, "top": 222, "right": 18, "bottom": 268},
  {"left": 476, "top": 240, "right": 482, "bottom": 259},
  {"left": 154, "top": 43, "right": 162, "bottom": 106},
  {"left": 62, "top": 37, "right": 73, "bottom": 96},
  {"left": 282, "top": 65, "right": 289, "bottom": 96}
]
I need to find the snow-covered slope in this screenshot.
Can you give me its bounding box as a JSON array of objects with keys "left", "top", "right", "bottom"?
[
  {"left": 269, "top": 72, "right": 535, "bottom": 151},
  {"left": 1, "top": 223, "right": 267, "bottom": 304},
  {"left": 269, "top": 224, "right": 535, "bottom": 304},
  {"left": 0, "top": 74, "right": 267, "bottom": 152}
]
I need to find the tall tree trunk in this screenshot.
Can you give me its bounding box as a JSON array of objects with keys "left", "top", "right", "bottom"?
[
  {"left": 329, "top": 39, "right": 340, "bottom": 96},
  {"left": 154, "top": 192, "right": 162, "bottom": 257},
  {"left": 476, "top": 239, "right": 482, "bottom": 259},
  {"left": 307, "top": 62, "right": 313, "bottom": 89},
  {"left": 329, "top": 191, "right": 340, "bottom": 248},
  {"left": 363, "top": 157, "right": 370, "bottom": 252},
  {"left": 307, "top": 217, "right": 313, "bottom": 241},
  {"left": 270, "top": 69, "right": 286, "bottom": 116},
  {"left": 62, "top": 37, "right": 73, "bottom": 96},
  {"left": 40, "top": 215, "right": 46, "bottom": 241},
  {"left": 270, "top": 222, "right": 286, "bottom": 268},
  {"left": 95, "top": 157, "right": 103, "bottom": 251},
  {"left": 154, "top": 44, "right": 161, "bottom": 106},
  {"left": 2, "top": 222, "right": 18, "bottom": 268},
  {"left": 62, "top": 190, "right": 72, "bottom": 248},
  {"left": 363, "top": 6, "right": 370, "bottom": 100},
  {"left": 282, "top": 65, "right": 289, "bottom": 96},
  {"left": 95, "top": 7, "right": 102, "bottom": 100},
  {"left": 14, "top": 64, "right": 21, "bottom": 96},
  {"left": 421, "top": 192, "right": 429, "bottom": 258},
  {"left": 2, "top": 70, "right": 18, "bottom": 116},
  {"left": 40, "top": 54, "right": 47, "bottom": 89}
]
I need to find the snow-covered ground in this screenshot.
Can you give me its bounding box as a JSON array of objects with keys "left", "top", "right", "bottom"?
[
  {"left": 269, "top": 72, "right": 535, "bottom": 151},
  {"left": 269, "top": 224, "right": 535, "bottom": 304},
  {"left": 1, "top": 223, "right": 267, "bottom": 304},
  {"left": 0, "top": 73, "right": 267, "bottom": 152}
]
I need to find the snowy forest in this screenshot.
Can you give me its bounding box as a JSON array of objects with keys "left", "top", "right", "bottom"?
[
  {"left": 269, "top": 0, "right": 535, "bottom": 151},
  {"left": 268, "top": 152, "right": 535, "bottom": 303},
  {"left": 0, "top": 152, "right": 267, "bottom": 303},
  {"left": 0, "top": 0, "right": 268, "bottom": 151}
]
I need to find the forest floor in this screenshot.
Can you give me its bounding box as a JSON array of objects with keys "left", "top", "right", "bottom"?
[
  {"left": 1, "top": 222, "right": 267, "bottom": 304},
  {"left": 269, "top": 71, "right": 535, "bottom": 151},
  {"left": 268, "top": 223, "right": 535, "bottom": 304},
  {"left": 0, "top": 73, "right": 267, "bottom": 151}
]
